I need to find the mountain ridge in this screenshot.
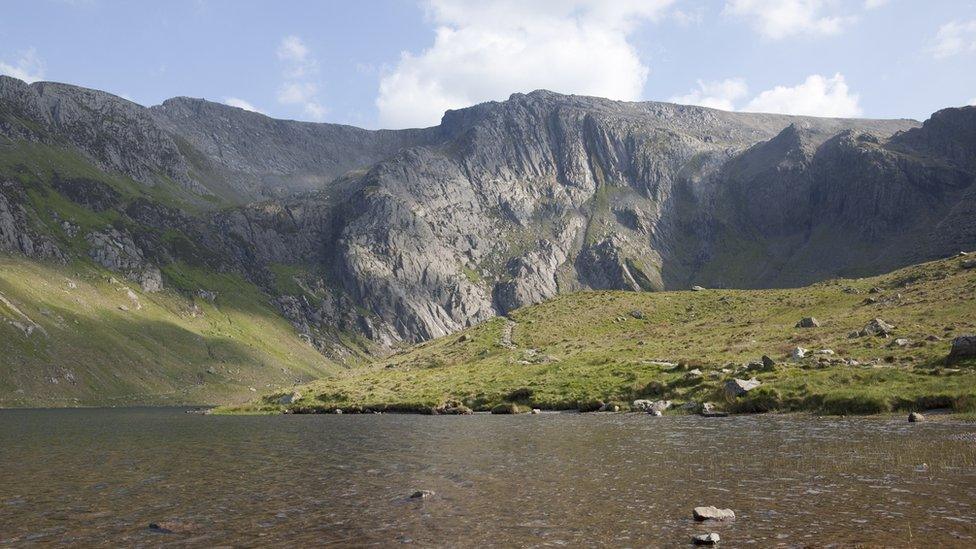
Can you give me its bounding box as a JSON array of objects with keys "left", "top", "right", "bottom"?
[{"left": 1, "top": 75, "right": 974, "bottom": 405}]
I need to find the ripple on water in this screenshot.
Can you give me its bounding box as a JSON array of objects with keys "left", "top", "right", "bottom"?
[{"left": 0, "top": 409, "right": 973, "bottom": 546}]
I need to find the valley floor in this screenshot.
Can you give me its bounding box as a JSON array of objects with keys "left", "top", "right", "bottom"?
[{"left": 223, "top": 254, "right": 976, "bottom": 416}]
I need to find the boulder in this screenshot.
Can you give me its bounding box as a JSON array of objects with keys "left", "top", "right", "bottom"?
[
  {"left": 650, "top": 410, "right": 663, "bottom": 417},
  {"left": 962, "top": 259, "right": 976, "bottom": 269},
  {"left": 410, "top": 490, "right": 435, "bottom": 499},
  {"left": 691, "top": 285, "right": 705, "bottom": 291},
  {"left": 491, "top": 402, "right": 525, "bottom": 414},
  {"left": 277, "top": 391, "right": 302, "bottom": 405},
  {"left": 795, "top": 317, "right": 820, "bottom": 328},
  {"left": 791, "top": 347, "right": 808, "bottom": 361},
  {"left": 599, "top": 403, "right": 621, "bottom": 412},
  {"left": 908, "top": 412, "right": 924, "bottom": 423},
  {"left": 948, "top": 335, "right": 976, "bottom": 362},
  {"left": 629, "top": 310, "right": 645, "bottom": 319},
  {"left": 889, "top": 338, "right": 911, "bottom": 348},
  {"left": 437, "top": 403, "right": 473, "bottom": 415},
  {"left": 700, "top": 403, "right": 729, "bottom": 417},
  {"left": 693, "top": 506, "right": 736, "bottom": 521},
  {"left": 633, "top": 399, "right": 671, "bottom": 413},
  {"left": 859, "top": 318, "right": 895, "bottom": 338},
  {"left": 693, "top": 533, "right": 721, "bottom": 545},
  {"left": 724, "top": 378, "right": 761, "bottom": 398},
  {"left": 761, "top": 355, "right": 776, "bottom": 369}
]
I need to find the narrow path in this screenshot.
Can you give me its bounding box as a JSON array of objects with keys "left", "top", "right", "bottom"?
[{"left": 500, "top": 318, "right": 517, "bottom": 349}]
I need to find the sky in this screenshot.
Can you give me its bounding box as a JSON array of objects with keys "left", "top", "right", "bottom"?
[{"left": 1, "top": 0, "right": 975, "bottom": 129}]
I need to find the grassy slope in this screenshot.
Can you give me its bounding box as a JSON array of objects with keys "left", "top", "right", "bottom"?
[
  {"left": 232, "top": 255, "right": 976, "bottom": 415},
  {"left": 0, "top": 254, "right": 337, "bottom": 407},
  {"left": 0, "top": 141, "right": 339, "bottom": 407}
]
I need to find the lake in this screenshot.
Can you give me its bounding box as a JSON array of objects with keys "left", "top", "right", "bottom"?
[{"left": 1, "top": 409, "right": 974, "bottom": 547}]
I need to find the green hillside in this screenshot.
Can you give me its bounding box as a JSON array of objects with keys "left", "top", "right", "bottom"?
[
  {"left": 231, "top": 254, "right": 976, "bottom": 415},
  {"left": 0, "top": 255, "right": 337, "bottom": 407}
]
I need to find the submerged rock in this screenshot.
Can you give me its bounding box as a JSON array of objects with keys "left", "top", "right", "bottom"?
[
  {"left": 693, "top": 506, "right": 736, "bottom": 521},
  {"left": 693, "top": 532, "right": 721, "bottom": 545}
]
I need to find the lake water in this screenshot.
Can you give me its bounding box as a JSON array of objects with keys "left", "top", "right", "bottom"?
[{"left": 1, "top": 409, "right": 974, "bottom": 547}]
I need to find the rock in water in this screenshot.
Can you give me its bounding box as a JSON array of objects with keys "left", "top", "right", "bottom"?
[
  {"left": 693, "top": 533, "right": 721, "bottom": 545},
  {"left": 724, "top": 378, "right": 761, "bottom": 398},
  {"left": 795, "top": 317, "right": 820, "bottom": 328},
  {"left": 693, "top": 506, "right": 736, "bottom": 521},
  {"left": 948, "top": 335, "right": 976, "bottom": 362},
  {"left": 908, "top": 412, "right": 925, "bottom": 423}
]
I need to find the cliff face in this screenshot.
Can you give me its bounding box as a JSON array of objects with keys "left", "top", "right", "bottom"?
[{"left": 2, "top": 77, "right": 973, "bottom": 357}]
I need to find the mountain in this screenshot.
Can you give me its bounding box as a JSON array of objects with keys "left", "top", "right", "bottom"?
[{"left": 1, "top": 75, "right": 974, "bottom": 405}]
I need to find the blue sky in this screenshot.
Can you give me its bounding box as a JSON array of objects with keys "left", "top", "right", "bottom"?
[{"left": 2, "top": 0, "right": 975, "bottom": 129}]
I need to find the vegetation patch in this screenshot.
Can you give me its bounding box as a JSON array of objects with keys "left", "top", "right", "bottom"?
[{"left": 227, "top": 255, "right": 976, "bottom": 416}]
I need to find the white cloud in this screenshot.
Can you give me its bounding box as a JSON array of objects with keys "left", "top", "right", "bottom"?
[
  {"left": 745, "top": 73, "right": 862, "bottom": 117},
  {"left": 275, "top": 35, "right": 326, "bottom": 121},
  {"left": 863, "top": 0, "right": 887, "bottom": 9},
  {"left": 670, "top": 78, "right": 749, "bottom": 111},
  {"left": 724, "top": 0, "right": 854, "bottom": 40},
  {"left": 930, "top": 19, "right": 976, "bottom": 59},
  {"left": 375, "top": 0, "right": 674, "bottom": 128},
  {"left": 277, "top": 35, "right": 317, "bottom": 78},
  {"left": 223, "top": 97, "right": 266, "bottom": 115},
  {"left": 969, "top": 97, "right": 976, "bottom": 106},
  {"left": 277, "top": 82, "right": 316, "bottom": 105},
  {"left": 0, "top": 48, "right": 46, "bottom": 83},
  {"left": 670, "top": 73, "right": 862, "bottom": 118}
]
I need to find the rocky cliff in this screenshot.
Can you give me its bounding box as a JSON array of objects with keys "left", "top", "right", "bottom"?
[{"left": 2, "top": 76, "right": 973, "bottom": 360}]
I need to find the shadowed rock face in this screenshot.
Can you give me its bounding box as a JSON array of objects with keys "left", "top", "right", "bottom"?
[{"left": 2, "top": 77, "right": 974, "bottom": 354}]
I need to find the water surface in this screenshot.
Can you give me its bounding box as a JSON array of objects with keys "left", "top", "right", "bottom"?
[{"left": 1, "top": 409, "right": 974, "bottom": 546}]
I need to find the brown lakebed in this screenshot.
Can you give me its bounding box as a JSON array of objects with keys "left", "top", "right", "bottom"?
[{"left": 1, "top": 408, "right": 974, "bottom": 546}]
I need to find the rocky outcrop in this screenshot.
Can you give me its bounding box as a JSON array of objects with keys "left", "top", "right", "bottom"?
[
  {"left": 0, "top": 180, "right": 64, "bottom": 260},
  {"left": 85, "top": 227, "right": 162, "bottom": 292},
  {"left": 3, "top": 76, "right": 975, "bottom": 351}
]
